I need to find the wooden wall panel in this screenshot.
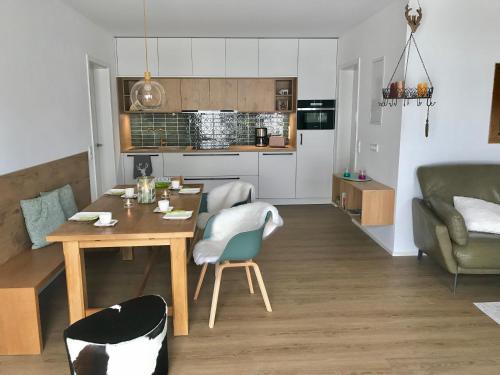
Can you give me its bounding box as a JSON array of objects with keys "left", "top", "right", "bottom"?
[{"left": 0, "top": 152, "right": 90, "bottom": 264}]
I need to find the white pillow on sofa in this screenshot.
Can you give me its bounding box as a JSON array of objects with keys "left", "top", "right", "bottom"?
[{"left": 453, "top": 196, "right": 500, "bottom": 235}]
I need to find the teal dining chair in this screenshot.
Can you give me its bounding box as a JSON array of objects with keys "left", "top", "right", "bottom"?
[{"left": 193, "top": 211, "right": 273, "bottom": 328}]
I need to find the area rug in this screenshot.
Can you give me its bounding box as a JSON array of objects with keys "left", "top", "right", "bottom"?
[{"left": 474, "top": 302, "right": 500, "bottom": 324}]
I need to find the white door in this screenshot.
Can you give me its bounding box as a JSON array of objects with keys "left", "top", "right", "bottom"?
[
  {"left": 258, "top": 152, "right": 296, "bottom": 199},
  {"left": 116, "top": 38, "right": 158, "bottom": 76},
  {"left": 225, "top": 39, "right": 259, "bottom": 77},
  {"left": 192, "top": 38, "right": 226, "bottom": 77},
  {"left": 258, "top": 39, "right": 298, "bottom": 77},
  {"left": 296, "top": 130, "right": 334, "bottom": 198},
  {"left": 87, "top": 58, "right": 116, "bottom": 200},
  {"left": 158, "top": 38, "right": 193, "bottom": 76},
  {"left": 298, "top": 39, "right": 338, "bottom": 99},
  {"left": 122, "top": 153, "right": 164, "bottom": 184}
]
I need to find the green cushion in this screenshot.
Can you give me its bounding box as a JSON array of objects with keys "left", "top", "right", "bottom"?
[
  {"left": 428, "top": 196, "right": 468, "bottom": 246},
  {"left": 20, "top": 191, "right": 66, "bottom": 249},
  {"left": 41, "top": 184, "right": 78, "bottom": 219},
  {"left": 453, "top": 232, "right": 500, "bottom": 269}
]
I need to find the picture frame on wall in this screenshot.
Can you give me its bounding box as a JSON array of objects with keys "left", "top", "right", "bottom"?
[{"left": 370, "top": 57, "right": 385, "bottom": 125}]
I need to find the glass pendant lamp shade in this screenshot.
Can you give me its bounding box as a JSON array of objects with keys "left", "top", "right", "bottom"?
[{"left": 130, "top": 72, "right": 165, "bottom": 111}]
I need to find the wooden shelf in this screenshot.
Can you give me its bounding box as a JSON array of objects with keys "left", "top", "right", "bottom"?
[{"left": 332, "top": 175, "right": 395, "bottom": 226}]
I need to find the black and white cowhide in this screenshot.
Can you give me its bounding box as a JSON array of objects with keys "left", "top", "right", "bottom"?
[{"left": 64, "top": 295, "right": 168, "bottom": 375}]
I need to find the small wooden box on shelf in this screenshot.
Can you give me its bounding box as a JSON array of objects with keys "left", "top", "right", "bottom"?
[{"left": 332, "top": 174, "right": 395, "bottom": 226}]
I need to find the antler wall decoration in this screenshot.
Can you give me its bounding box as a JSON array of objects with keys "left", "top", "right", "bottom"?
[{"left": 405, "top": 4, "right": 422, "bottom": 33}]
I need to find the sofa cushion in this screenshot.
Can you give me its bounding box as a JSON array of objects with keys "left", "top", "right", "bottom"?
[
  {"left": 20, "top": 191, "right": 66, "bottom": 249},
  {"left": 453, "top": 232, "right": 500, "bottom": 269},
  {"left": 417, "top": 165, "right": 500, "bottom": 205},
  {"left": 429, "top": 196, "right": 468, "bottom": 246},
  {"left": 454, "top": 196, "right": 500, "bottom": 235},
  {"left": 41, "top": 184, "right": 78, "bottom": 220}
]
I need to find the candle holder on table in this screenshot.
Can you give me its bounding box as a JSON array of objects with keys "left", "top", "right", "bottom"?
[{"left": 137, "top": 176, "right": 156, "bottom": 204}]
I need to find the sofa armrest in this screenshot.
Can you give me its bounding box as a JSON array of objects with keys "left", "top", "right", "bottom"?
[
  {"left": 412, "top": 198, "right": 458, "bottom": 274},
  {"left": 428, "top": 196, "right": 468, "bottom": 246}
]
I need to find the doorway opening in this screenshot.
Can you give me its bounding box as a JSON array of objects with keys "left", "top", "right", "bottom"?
[
  {"left": 335, "top": 59, "right": 361, "bottom": 174},
  {"left": 86, "top": 55, "right": 116, "bottom": 200}
]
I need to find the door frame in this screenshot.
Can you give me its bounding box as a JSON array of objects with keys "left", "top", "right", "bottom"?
[
  {"left": 335, "top": 58, "right": 361, "bottom": 174},
  {"left": 85, "top": 54, "right": 116, "bottom": 200}
]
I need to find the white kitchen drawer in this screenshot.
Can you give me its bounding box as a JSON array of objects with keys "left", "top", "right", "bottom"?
[
  {"left": 182, "top": 175, "right": 259, "bottom": 197},
  {"left": 122, "top": 153, "right": 164, "bottom": 185},
  {"left": 258, "top": 152, "right": 296, "bottom": 199},
  {"left": 164, "top": 152, "right": 258, "bottom": 177}
]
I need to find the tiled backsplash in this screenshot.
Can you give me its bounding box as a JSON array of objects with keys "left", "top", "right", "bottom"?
[{"left": 129, "top": 112, "right": 289, "bottom": 149}]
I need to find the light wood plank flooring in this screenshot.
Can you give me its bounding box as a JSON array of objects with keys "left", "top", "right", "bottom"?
[{"left": 2, "top": 205, "right": 500, "bottom": 374}]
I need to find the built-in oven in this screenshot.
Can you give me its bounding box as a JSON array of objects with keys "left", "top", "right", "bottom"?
[{"left": 297, "top": 100, "right": 335, "bottom": 130}]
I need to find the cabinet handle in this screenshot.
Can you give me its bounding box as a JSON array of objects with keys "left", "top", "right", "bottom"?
[
  {"left": 300, "top": 133, "right": 303, "bottom": 145},
  {"left": 184, "top": 177, "right": 241, "bottom": 181},
  {"left": 262, "top": 153, "right": 294, "bottom": 156},
  {"left": 182, "top": 153, "right": 240, "bottom": 157},
  {"left": 127, "top": 154, "right": 159, "bottom": 157}
]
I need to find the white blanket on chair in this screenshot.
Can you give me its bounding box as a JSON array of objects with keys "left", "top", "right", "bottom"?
[
  {"left": 197, "top": 181, "right": 255, "bottom": 229},
  {"left": 193, "top": 202, "right": 283, "bottom": 265}
]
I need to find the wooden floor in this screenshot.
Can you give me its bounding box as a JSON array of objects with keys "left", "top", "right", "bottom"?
[{"left": 2, "top": 205, "right": 500, "bottom": 374}]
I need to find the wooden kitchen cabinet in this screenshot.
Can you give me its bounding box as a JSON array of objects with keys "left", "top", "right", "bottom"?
[
  {"left": 237, "top": 79, "right": 275, "bottom": 112},
  {"left": 209, "top": 79, "right": 238, "bottom": 110},
  {"left": 158, "top": 79, "right": 182, "bottom": 112},
  {"left": 181, "top": 79, "right": 210, "bottom": 110}
]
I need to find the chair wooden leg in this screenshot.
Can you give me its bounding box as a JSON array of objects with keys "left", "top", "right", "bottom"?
[
  {"left": 245, "top": 266, "right": 254, "bottom": 294},
  {"left": 209, "top": 263, "right": 223, "bottom": 328},
  {"left": 194, "top": 263, "right": 208, "bottom": 301},
  {"left": 252, "top": 263, "right": 272, "bottom": 312}
]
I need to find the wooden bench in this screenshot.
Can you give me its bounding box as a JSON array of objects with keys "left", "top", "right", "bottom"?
[{"left": 0, "top": 152, "right": 90, "bottom": 355}]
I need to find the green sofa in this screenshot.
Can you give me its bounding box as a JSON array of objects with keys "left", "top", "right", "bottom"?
[{"left": 412, "top": 164, "right": 500, "bottom": 291}]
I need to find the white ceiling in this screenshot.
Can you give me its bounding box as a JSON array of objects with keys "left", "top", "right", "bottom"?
[{"left": 61, "top": 0, "right": 399, "bottom": 38}]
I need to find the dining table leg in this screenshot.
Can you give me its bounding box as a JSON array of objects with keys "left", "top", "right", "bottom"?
[
  {"left": 63, "top": 241, "right": 87, "bottom": 324},
  {"left": 170, "top": 238, "right": 189, "bottom": 336}
]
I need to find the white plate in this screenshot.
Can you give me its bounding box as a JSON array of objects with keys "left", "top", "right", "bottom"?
[
  {"left": 178, "top": 188, "right": 201, "bottom": 194},
  {"left": 153, "top": 206, "right": 174, "bottom": 213},
  {"left": 121, "top": 194, "right": 138, "bottom": 199},
  {"left": 94, "top": 219, "right": 119, "bottom": 227},
  {"left": 105, "top": 189, "right": 126, "bottom": 196},
  {"left": 162, "top": 211, "right": 193, "bottom": 220},
  {"left": 169, "top": 185, "right": 183, "bottom": 191},
  {"left": 69, "top": 212, "right": 106, "bottom": 222}
]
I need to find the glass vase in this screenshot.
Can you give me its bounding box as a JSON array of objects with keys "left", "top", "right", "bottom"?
[{"left": 137, "top": 176, "right": 156, "bottom": 204}]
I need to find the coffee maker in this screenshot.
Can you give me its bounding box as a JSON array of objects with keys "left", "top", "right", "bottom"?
[{"left": 255, "top": 127, "right": 268, "bottom": 147}]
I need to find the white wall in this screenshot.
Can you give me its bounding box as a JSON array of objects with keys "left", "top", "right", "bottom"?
[
  {"left": 393, "top": 0, "right": 500, "bottom": 254},
  {"left": 337, "top": 1, "right": 408, "bottom": 251},
  {"left": 0, "top": 0, "right": 117, "bottom": 176}
]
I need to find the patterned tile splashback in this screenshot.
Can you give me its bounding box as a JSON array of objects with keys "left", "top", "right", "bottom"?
[{"left": 129, "top": 112, "right": 289, "bottom": 149}]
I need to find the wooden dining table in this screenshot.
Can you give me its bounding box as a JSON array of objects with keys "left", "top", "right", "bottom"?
[{"left": 46, "top": 184, "right": 202, "bottom": 336}]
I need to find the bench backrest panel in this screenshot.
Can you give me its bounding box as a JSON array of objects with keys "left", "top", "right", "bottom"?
[{"left": 0, "top": 152, "right": 91, "bottom": 265}]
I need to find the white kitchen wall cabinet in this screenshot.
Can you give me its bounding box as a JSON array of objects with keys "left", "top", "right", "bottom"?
[
  {"left": 158, "top": 38, "right": 193, "bottom": 76},
  {"left": 296, "top": 130, "right": 334, "bottom": 198},
  {"left": 192, "top": 38, "right": 226, "bottom": 77},
  {"left": 116, "top": 38, "right": 158, "bottom": 77},
  {"left": 258, "top": 39, "right": 298, "bottom": 77},
  {"left": 298, "top": 39, "right": 338, "bottom": 99},
  {"left": 121, "top": 153, "right": 164, "bottom": 184},
  {"left": 258, "top": 152, "right": 296, "bottom": 199},
  {"left": 225, "top": 39, "right": 259, "bottom": 77}
]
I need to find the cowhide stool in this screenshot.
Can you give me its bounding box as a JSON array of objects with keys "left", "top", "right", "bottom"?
[{"left": 64, "top": 295, "right": 168, "bottom": 375}]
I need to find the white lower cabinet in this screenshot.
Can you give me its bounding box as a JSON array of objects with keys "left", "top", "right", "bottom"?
[
  {"left": 296, "top": 130, "right": 334, "bottom": 198},
  {"left": 164, "top": 152, "right": 258, "bottom": 177},
  {"left": 182, "top": 175, "right": 259, "bottom": 196},
  {"left": 258, "top": 152, "right": 296, "bottom": 199},
  {"left": 122, "top": 153, "right": 164, "bottom": 185}
]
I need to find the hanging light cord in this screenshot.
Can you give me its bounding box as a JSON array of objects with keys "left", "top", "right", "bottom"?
[{"left": 143, "top": 0, "right": 149, "bottom": 74}]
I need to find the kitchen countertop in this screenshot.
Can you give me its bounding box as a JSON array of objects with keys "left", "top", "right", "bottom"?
[{"left": 122, "top": 145, "right": 296, "bottom": 154}]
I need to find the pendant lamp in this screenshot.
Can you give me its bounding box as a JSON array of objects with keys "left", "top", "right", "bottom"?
[{"left": 130, "top": 0, "right": 165, "bottom": 111}]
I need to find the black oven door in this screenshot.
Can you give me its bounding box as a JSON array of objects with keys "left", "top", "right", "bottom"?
[{"left": 297, "top": 110, "right": 335, "bottom": 130}]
